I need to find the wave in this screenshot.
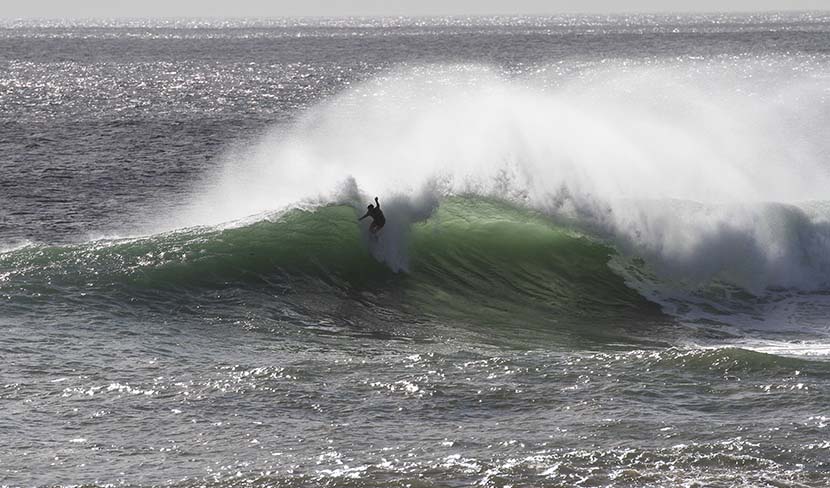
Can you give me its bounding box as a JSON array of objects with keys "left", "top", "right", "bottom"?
[
  {"left": 0, "top": 198, "right": 664, "bottom": 333},
  {"left": 6, "top": 58, "right": 830, "bottom": 339},
  {"left": 622, "top": 346, "right": 828, "bottom": 374},
  {"left": 159, "top": 58, "right": 830, "bottom": 296},
  {"left": 6, "top": 196, "right": 830, "bottom": 344}
]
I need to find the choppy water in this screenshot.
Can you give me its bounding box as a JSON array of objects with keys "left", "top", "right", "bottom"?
[{"left": 2, "top": 14, "right": 830, "bottom": 487}]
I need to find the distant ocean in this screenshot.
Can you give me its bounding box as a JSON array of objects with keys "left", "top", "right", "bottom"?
[{"left": 2, "top": 14, "right": 830, "bottom": 487}]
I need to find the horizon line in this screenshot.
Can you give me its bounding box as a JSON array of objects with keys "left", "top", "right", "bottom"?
[{"left": 2, "top": 9, "right": 828, "bottom": 22}]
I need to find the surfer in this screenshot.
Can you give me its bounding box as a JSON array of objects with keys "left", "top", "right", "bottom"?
[{"left": 358, "top": 196, "right": 385, "bottom": 234}]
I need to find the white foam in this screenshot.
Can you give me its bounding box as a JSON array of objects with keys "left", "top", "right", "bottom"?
[
  {"left": 700, "top": 340, "right": 830, "bottom": 359},
  {"left": 171, "top": 57, "right": 830, "bottom": 290}
]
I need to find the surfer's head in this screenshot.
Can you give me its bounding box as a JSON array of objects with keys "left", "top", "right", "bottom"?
[{"left": 367, "top": 204, "right": 374, "bottom": 210}]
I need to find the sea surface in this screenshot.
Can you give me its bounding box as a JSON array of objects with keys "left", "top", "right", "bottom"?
[{"left": 2, "top": 13, "right": 830, "bottom": 487}]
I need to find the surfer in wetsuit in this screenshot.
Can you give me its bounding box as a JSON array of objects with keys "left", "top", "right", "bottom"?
[{"left": 358, "top": 197, "right": 385, "bottom": 234}]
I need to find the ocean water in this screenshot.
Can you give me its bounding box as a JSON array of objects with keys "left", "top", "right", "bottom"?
[{"left": 2, "top": 13, "right": 830, "bottom": 487}]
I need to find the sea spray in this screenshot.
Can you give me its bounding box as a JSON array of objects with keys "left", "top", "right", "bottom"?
[
  {"left": 173, "top": 58, "right": 830, "bottom": 291},
  {"left": 339, "top": 176, "right": 441, "bottom": 272},
  {"left": 358, "top": 193, "right": 440, "bottom": 273}
]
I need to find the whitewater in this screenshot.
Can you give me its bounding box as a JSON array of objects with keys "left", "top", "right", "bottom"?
[
  {"left": 170, "top": 55, "right": 830, "bottom": 330},
  {"left": 1, "top": 13, "right": 830, "bottom": 487}
]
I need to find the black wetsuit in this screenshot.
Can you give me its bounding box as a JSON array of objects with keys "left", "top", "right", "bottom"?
[
  {"left": 369, "top": 207, "right": 385, "bottom": 228},
  {"left": 360, "top": 200, "right": 386, "bottom": 232}
]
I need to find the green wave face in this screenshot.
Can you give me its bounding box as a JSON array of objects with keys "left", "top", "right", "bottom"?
[
  {"left": 406, "top": 199, "right": 663, "bottom": 333},
  {"left": 0, "top": 198, "right": 664, "bottom": 339}
]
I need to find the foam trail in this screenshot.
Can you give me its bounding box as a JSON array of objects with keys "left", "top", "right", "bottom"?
[
  {"left": 174, "top": 57, "right": 830, "bottom": 290},
  {"left": 347, "top": 177, "right": 438, "bottom": 272},
  {"left": 323, "top": 176, "right": 439, "bottom": 272}
]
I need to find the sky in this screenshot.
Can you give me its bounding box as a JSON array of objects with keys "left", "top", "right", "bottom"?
[{"left": 3, "top": 0, "right": 828, "bottom": 18}]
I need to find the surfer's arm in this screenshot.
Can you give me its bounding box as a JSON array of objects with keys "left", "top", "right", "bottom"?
[
  {"left": 358, "top": 211, "right": 370, "bottom": 221},
  {"left": 374, "top": 197, "right": 380, "bottom": 209}
]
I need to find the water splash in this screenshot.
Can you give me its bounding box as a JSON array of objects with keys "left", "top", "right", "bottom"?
[{"left": 174, "top": 57, "right": 830, "bottom": 290}]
